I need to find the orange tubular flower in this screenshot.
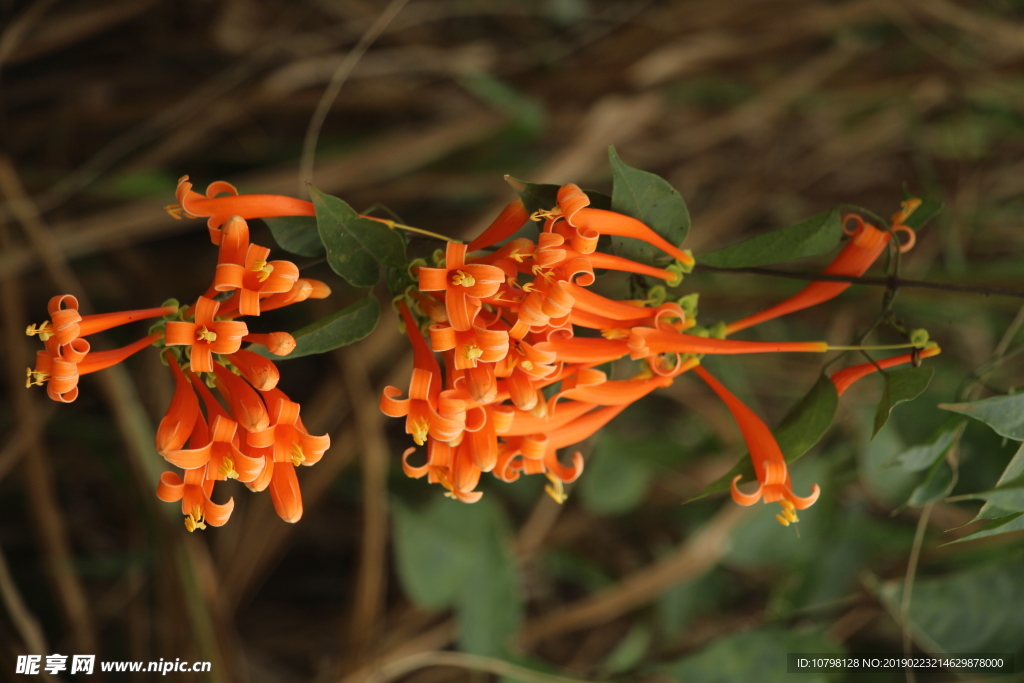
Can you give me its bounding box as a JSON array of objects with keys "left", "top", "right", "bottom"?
[
  {"left": 26, "top": 294, "right": 177, "bottom": 352},
  {"left": 466, "top": 199, "right": 529, "bottom": 252},
  {"left": 228, "top": 348, "right": 280, "bottom": 392},
  {"left": 249, "top": 387, "right": 331, "bottom": 467},
  {"left": 268, "top": 461, "right": 304, "bottom": 523},
  {"left": 171, "top": 176, "right": 315, "bottom": 244},
  {"left": 156, "top": 467, "right": 234, "bottom": 531},
  {"left": 181, "top": 373, "right": 266, "bottom": 481},
  {"left": 156, "top": 355, "right": 200, "bottom": 455},
  {"left": 726, "top": 214, "right": 913, "bottom": 335},
  {"left": 429, "top": 323, "right": 509, "bottom": 370},
  {"left": 417, "top": 242, "right": 506, "bottom": 331},
  {"left": 694, "top": 365, "right": 819, "bottom": 522},
  {"left": 211, "top": 362, "right": 272, "bottom": 439},
  {"left": 555, "top": 184, "right": 695, "bottom": 267},
  {"left": 165, "top": 296, "right": 248, "bottom": 373},
  {"left": 380, "top": 303, "right": 466, "bottom": 445},
  {"left": 30, "top": 331, "right": 164, "bottom": 403},
  {"left": 243, "top": 332, "right": 296, "bottom": 356},
  {"left": 830, "top": 345, "right": 941, "bottom": 396},
  {"left": 627, "top": 327, "right": 827, "bottom": 360}
]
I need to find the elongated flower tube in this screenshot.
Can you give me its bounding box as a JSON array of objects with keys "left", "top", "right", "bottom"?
[
  {"left": 556, "top": 184, "right": 695, "bottom": 266},
  {"left": 694, "top": 365, "right": 819, "bottom": 520},
  {"left": 830, "top": 345, "right": 941, "bottom": 396},
  {"left": 268, "top": 461, "right": 304, "bottom": 523},
  {"left": 30, "top": 331, "right": 163, "bottom": 403},
  {"left": 170, "top": 176, "right": 316, "bottom": 244},
  {"left": 26, "top": 295, "right": 177, "bottom": 352},
  {"left": 243, "top": 332, "right": 296, "bottom": 356},
  {"left": 156, "top": 354, "right": 200, "bottom": 455},
  {"left": 628, "top": 327, "right": 828, "bottom": 360},
  {"left": 229, "top": 348, "right": 281, "bottom": 392},
  {"left": 466, "top": 199, "right": 529, "bottom": 252},
  {"left": 725, "top": 215, "right": 912, "bottom": 334}
]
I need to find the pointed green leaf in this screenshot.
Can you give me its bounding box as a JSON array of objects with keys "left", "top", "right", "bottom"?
[
  {"left": 907, "top": 457, "right": 956, "bottom": 506},
  {"left": 686, "top": 375, "right": 838, "bottom": 503},
  {"left": 875, "top": 560, "right": 1024, "bottom": 654},
  {"left": 698, "top": 208, "right": 842, "bottom": 269},
  {"left": 974, "top": 443, "right": 1024, "bottom": 522},
  {"left": 503, "top": 176, "right": 610, "bottom": 216},
  {"left": 940, "top": 392, "right": 1024, "bottom": 441},
  {"left": 579, "top": 432, "right": 654, "bottom": 516},
  {"left": 262, "top": 215, "right": 325, "bottom": 258},
  {"left": 283, "top": 294, "right": 379, "bottom": 359},
  {"left": 958, "top": 474, "right": 1024, "bottom": 513},
  {"left": 663, "top": 628, "right": 843, "bottom": 683},
  {"left": 872, "top": 366, "right": 934, "bottom": 438},
  {"left": 608, "top": 146, "right": 690, "bottom": 265},
  {"left": 888, "top": 427, "right": 959, "bottom": 472},
  {"left": 393, "top": 496, "right": 522, "bottom": 657},
  {"left": 899, "top": 190, "right": 943, "bottom": 231},
  {"left": 310, "top": 185, "right": 406, "bottom": 288},
  {"left": 950, "top": 512, "right": 1024, "bottom": 544}
]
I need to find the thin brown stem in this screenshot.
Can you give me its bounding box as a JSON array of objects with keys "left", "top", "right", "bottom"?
[{"left": 694, "top": 264, "right": 1024, "bottom": 299}]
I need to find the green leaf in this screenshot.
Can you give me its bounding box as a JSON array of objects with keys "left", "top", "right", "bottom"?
[
  {"left": 608, "top": 146, "right": 690, "bottom": 265},
  {"left": 940, "top": 392, "right": 1024, "bottom": 441},
  {"left": 872, "top": 366, "right": 934, "bottom": 438},
  {"left": 686, "top": 375, "right": 838, "bottom": 503},
  {"left": 310, "top": 185, "right": 407, "bottom": 288},
  {"left": 906, "top": 457, "right": 956, "bottom": 506},
  {"left": 900, "top": 190, "right": 943, "bottom": 231},
  {"left": 454, "top": 500, "right": 522, "bottom": 657},
  {"left": 889, "top": 427, "right": 959, "bottom": 472},
  {"left": 284, "top": 295, "right": 379, "bottom": 359},
  {"left": 503, "top": 176, "right": 610, "bottom": 216},
  {"left": 951, "top": 512, "right": 1024, "bottom": 544},
  {"left": 578, "top": 432, "right": 654, "bottom": 516},
  {"left": 974, "top": 443, "right": 1024, "bottom": 522},
  {"left": 662, "top": 628, "right": 843, "bottom": 683},
  {"left": 392, "top": 496, "right": 522, "bottom": 657},
  {"left": 392, "top": 498, "right": 474, "bottom": 610},
  {"left": 262, "top": 216, "right": 325, "bottom": 258},
  {"left": 600, "top": 623, "right": 652, "bottom": 675},
  {"left": 875, "top": 558, "right": 1024, "bottom": 654},
  {"left": 958, "top": 474, "right": 1024, "bottom": 513},
  {"left": 697, "top": 208, "right": 842, "bottom": 269}
]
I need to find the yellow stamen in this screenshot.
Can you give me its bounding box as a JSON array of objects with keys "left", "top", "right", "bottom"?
[
  {"left": 530, "top": 208, "right": 561, "bottom": 222},
  {"left": 775, "top": 513, "right": 791, "bottom": 527},
  {"left": 601, "top": 328, "right": 630, "bottom": 340},
  {"left": 184, "top": 508, "right": 207, "bottom": 532},
  {"left": 25, "top": 321, "right": 54, "bottom": 342},
  {"left": 463, "top": 342, "right": 483, "bottom": 362},
  {"left": 220, "top": 457, "right": 239, "bottom": 479},
  {"left": 521, "top": 282, "right": 538, "bottom": 293},
  {"left": 25, "top": 368, "right": 49, "bottom": 388},
  {"left": 451, "top": 270, "right": 476, "bottom": 287},
  {"left": 531, "top": 265, "right": 555, "bottom": 282},
  {"left": 251, "top": 260, "right": 274, "bottom": 283},
  {"left": 195, "top": 326, "right": 218, "bottom": 343},
  {"left": 544, "top": 473, "right": 567, "bottom": 504},
  {"left": 508, "top": 249, "right": 525, "bottom": 263},
  {"left": 290, "top": 443, "right": 306, "bottom": 467},
  {"left": 891, "top": 198, "right": 923, "bottom": 225},
  {"left": 520, "top": 359, "right": 534, "bottom": 371},
  {"left": 164, "top": 204, "right": 197, "bottom": 220},
  {"left": 410, "top": 418, "right": 429, "bottom": 446}
]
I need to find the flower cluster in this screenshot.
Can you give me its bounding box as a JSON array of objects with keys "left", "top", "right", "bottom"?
[
  {"left": 383, "top": 186, "right": 938, "bottom": 523},
  {"left": 26, "top": 177, "right": 331, "bottom": 530}
]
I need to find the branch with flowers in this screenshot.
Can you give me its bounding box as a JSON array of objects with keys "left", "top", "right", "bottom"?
[{"left": 26, "top": 146, "right": 955, "bottom": 532}]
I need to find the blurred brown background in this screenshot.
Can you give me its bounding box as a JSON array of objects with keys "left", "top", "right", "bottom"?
[{"left": 1, "top": 0, "right": 1023, "bottom": 681}]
